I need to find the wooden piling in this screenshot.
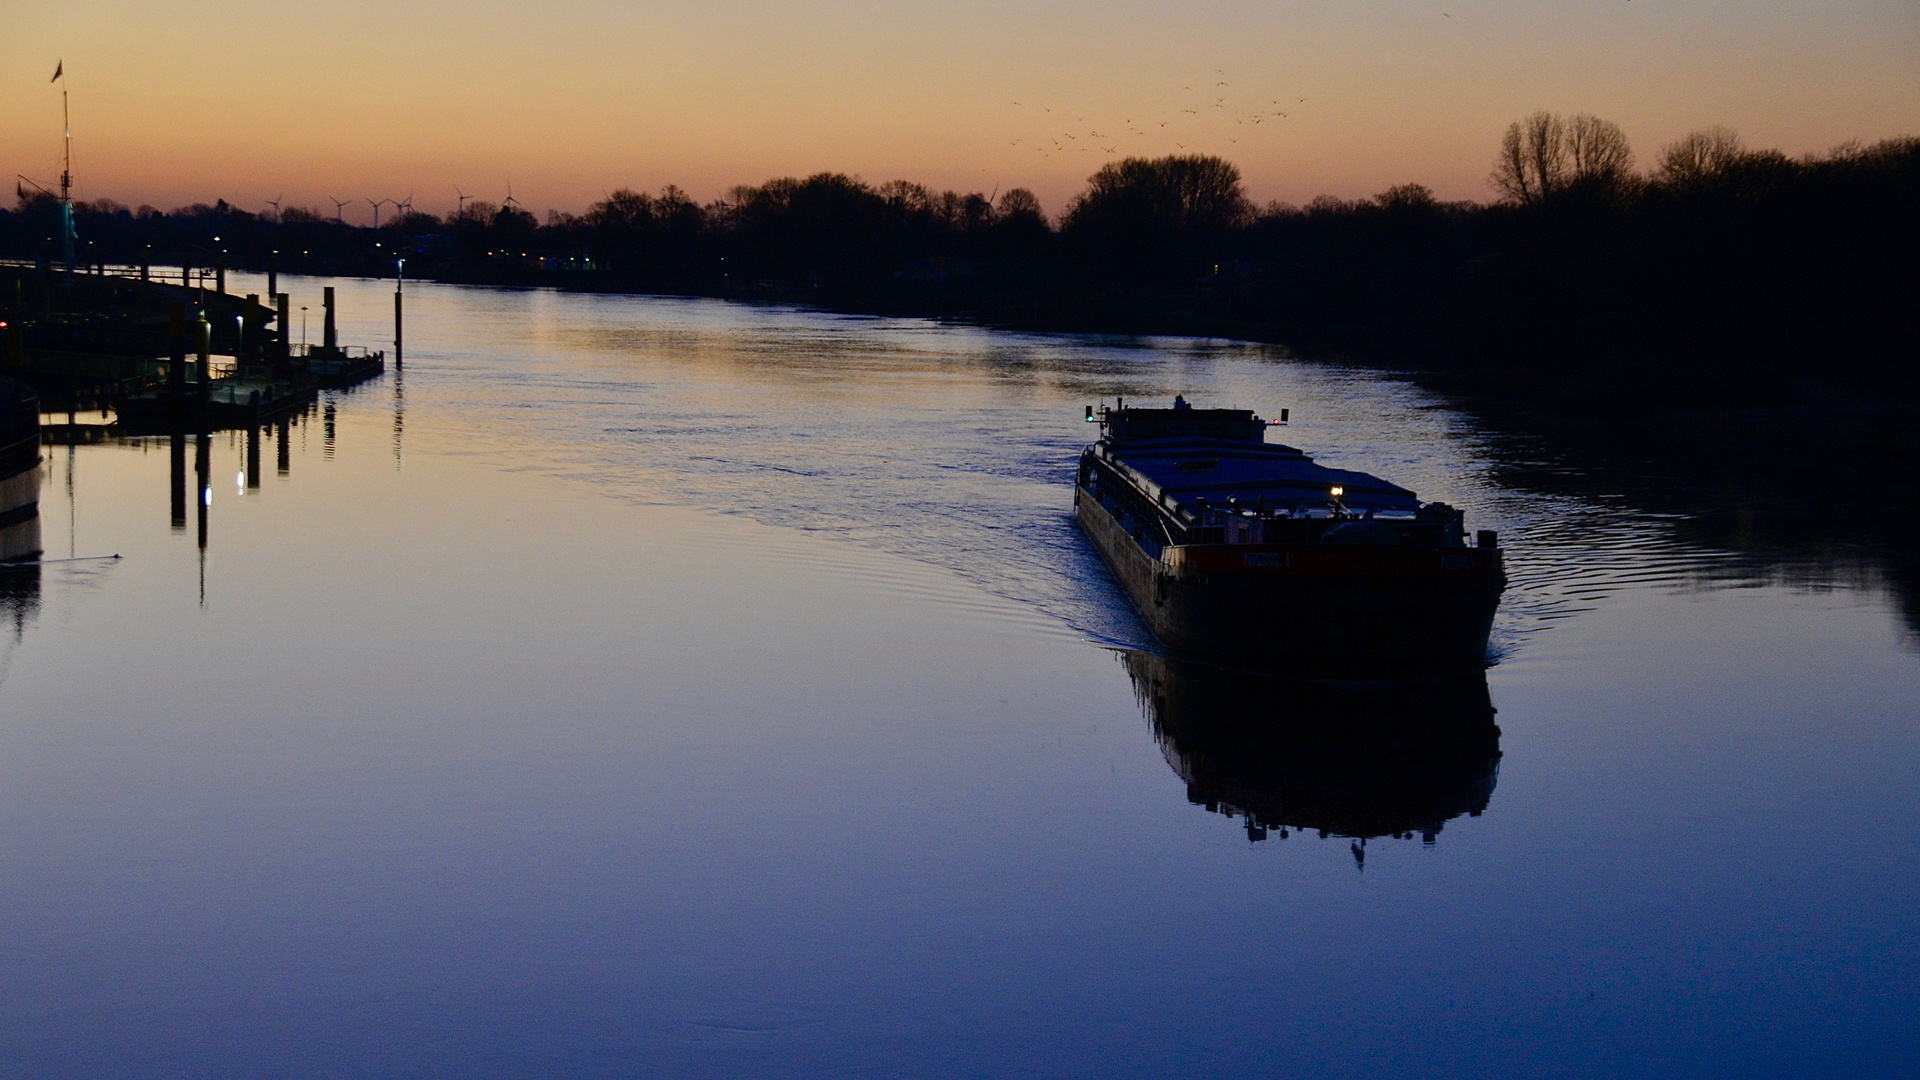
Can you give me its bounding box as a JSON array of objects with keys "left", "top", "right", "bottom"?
[
  {"left": 194, "top": 309, "right": 211, "bottom": 393},
  {"left": 323, "top": 287, "right": 337, "bottom": 352},
  {"left": 167, "top": 303, "right": 187, "bottom": 395}
]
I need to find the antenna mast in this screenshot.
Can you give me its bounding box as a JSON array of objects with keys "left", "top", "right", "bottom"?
[{"left": 54, "top": 60, "right": 75, "bottom": 271}]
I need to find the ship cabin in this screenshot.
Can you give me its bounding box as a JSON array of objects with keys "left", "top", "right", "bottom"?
[{"left": 1079, "top": 406, "right": 1469, "bottom": 559}]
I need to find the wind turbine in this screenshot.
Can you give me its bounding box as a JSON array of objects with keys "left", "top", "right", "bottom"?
[
  {"left": 367, "top": 197, "right": 390, "bottom": 228},
  {"left": 503, "top": 183, "right": 522, "bottom": 213},
  {"left": 397, "top": 191, "right": 414, "bottom": 217},
  {"left": 265, "top": 193, "right": 283, "bottom": 219},
  {"left": 454, "top": 185, "right": 470, "bottom": 218},
  {"left": 329, "top": 196, "right": 349, "bottom": 224}
]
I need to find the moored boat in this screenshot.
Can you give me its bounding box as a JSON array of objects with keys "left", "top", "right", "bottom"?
[
  {"left": 0, "top": 375, "right": 42, "bottom": 564},
  {"left": 1075, "top": 400, "right": 1503, "bottom": 678}
]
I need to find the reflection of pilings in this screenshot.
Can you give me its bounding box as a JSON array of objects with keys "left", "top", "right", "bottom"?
[
  {"left": 195, "top": 432, "right": 209, "bottom": 551},
  {"left": 392, "top": 370, "right": 404, "bottom": 467},
  {"left": 276, "top": 416, "right": 290, "bottom": 475},
  {"left": 246, "top": 425, "right": 261, "bottom": 489},
  {"left": 323, "top": 399, "right": 335, "bottom": 459},
  {"left": 169, "top": 431, "right": 185, "bottom": 530},
  {"left": 195, "top": 431, "right": 209, "bottom": 606}
]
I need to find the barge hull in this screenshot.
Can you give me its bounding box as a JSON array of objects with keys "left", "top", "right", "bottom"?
[{"left": 1077, "top": 483, "right": 1502, "bottom": 678}]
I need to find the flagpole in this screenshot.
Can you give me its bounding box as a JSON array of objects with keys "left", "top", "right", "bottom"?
[{"left": 55, "top": 61, "right": 74, "bottom": 272}]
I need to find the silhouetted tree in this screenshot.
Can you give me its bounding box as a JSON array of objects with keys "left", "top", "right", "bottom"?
[
  {"left": 1492, "top": 112, "right": 1634, "bottom": 202},
  {"left": 1656, "top": 126, "right": 1746, "bottom": 186}
]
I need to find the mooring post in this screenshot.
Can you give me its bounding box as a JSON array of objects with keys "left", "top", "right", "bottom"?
[
  {"left": 394, "top": 286, "right": 403, "bottom": 370},
  {"left": 141, "top": 245, "right": 151, "bottom": 282},
  {"left": 216, "top": 252, "right": 226, "bottom": 295},
  {"left": 244, "top": 294, "right": 261, "bottom": 371},
  {"left": 6, "top": 280, "right": 22, "bottom": 368},
  {"left": 322, "top": 286, "right": 337, "bottom": 352},
  {"left": 182, "top": 256, "right": 191, "bottom": 289},
  {"left": 167, "top": 303, "right": 187, "bottom": 396},
  {"left": 195, "top": 308, "right": 212, "bottom": 403},
  {"left": 277, "top": 293, "right": 292, "bottom": 363},
  {"left": 267, "top": 250, "right": 278, "bottom": 300}
]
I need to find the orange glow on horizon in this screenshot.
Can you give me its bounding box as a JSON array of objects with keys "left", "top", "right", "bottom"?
[{"left": 4, "top": 0, "right": 1915, "bottom": 224}]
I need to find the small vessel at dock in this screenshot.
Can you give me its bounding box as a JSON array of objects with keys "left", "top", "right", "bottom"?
[
  {"left": 1075, "top": 400, "right": 1504, "bottom": 678},
  {"left": 0, "top": 376, "right": 41, "bottom": 564}
]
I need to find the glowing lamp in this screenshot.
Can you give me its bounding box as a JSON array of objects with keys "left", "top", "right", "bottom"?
[{"left": 1330, "top": 486, "right": 1344, "bottom": 497}]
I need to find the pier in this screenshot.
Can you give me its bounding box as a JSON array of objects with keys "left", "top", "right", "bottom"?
[{"left": 0, "top": 261, "right": 387, "bottom": 433}]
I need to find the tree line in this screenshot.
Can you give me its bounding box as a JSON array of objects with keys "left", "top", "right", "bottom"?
[{"left": 6, "top": 114, "right": 1914, "bottom": 402}]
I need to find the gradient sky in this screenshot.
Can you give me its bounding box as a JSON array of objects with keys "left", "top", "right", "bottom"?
[{"left": 4, "top": 1, "right": 1915, "bottom": 223}]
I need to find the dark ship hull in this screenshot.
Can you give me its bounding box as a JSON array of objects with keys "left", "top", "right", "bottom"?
[
  {"left": 1075, "top": 405, "right": 1503, "bottom": 679},
  {"left": 0, "top": 376, "right": 41, "bottom": 564}
]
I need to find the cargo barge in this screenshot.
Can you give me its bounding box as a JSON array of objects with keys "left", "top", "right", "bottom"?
[{"left": 1075, "top": 401, "right": 1504, "bottom": 678}]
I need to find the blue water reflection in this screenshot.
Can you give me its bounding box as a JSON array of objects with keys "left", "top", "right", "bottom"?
[{"left": 0, "top": 278, "right": 1912, "bottom": 1077}]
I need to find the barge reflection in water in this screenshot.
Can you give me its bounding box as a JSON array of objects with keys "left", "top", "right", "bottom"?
[{"left": 1123, "top": 650, "right": 1500, "bottom": 859}]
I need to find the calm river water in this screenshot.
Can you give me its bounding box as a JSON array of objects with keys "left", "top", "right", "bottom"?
[{"left": 1, "top": 276, "right": 1914, "bottom": 1077}]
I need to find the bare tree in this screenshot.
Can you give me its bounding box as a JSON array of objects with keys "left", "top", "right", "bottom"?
[
  {"left": 1565, "top": 115, "right": 1635, "bottom": 186},
  {"left": 1493, "top": 112, "right": 1634, "bottom": 201},
  {"left": 1657, "top": 126, "right": 1744, "bottom": 185}
]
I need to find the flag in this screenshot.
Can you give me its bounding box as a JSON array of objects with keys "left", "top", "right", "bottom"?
[{"left": 51, "top": 61, "right": 62, "bottom": 82}]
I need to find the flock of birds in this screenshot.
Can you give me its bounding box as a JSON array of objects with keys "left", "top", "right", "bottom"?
[{"left": 1006, "top": 70, "right": 1311, "bottom": 159}]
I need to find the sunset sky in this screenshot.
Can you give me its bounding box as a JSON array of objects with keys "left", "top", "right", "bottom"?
[{"left": 4, "top": 0, "right": 1914, "bottom": 223}]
